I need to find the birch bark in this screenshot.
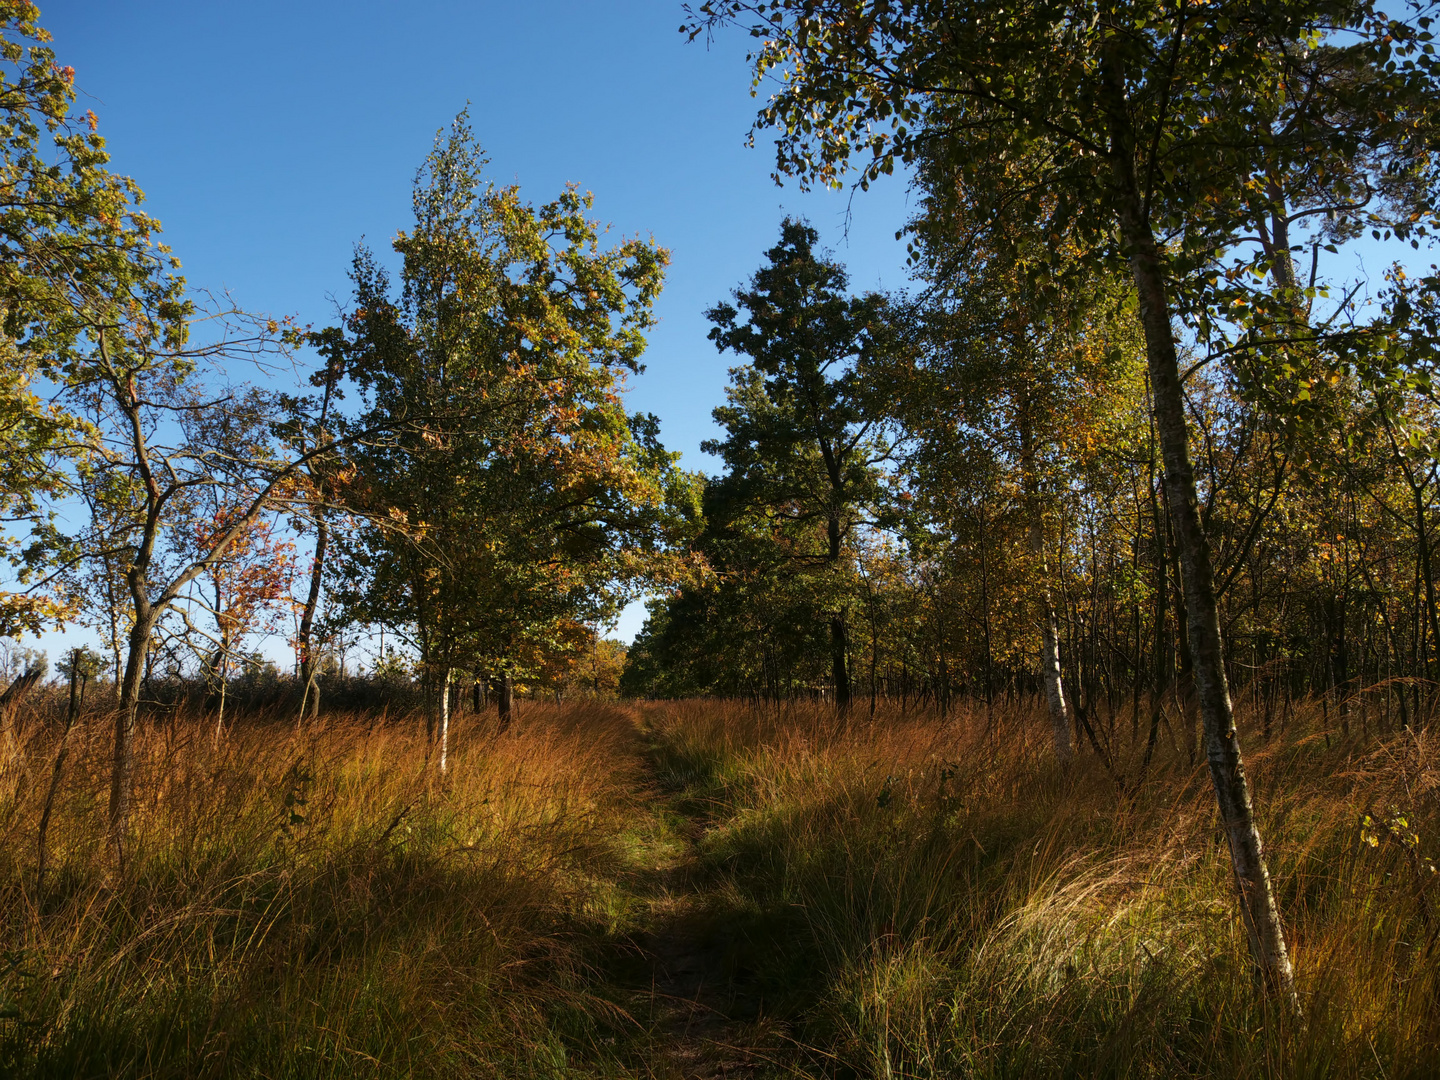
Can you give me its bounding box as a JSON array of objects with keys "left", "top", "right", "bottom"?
[{"left": 1104, "top": 59, "right": 1297, "bottom": 1004}]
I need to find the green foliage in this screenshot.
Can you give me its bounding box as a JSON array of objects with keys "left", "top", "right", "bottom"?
[
  {"left": 327, "top": 112, "right": 698, "bottom": 686},
  {"left": 703, "top": 219, "right": 896, "bottom": 542},
  {"left": 53, "top": 644, "right": 98, "bottom": 680},
  {"left": 0, "top": 3, "right": 189, "bottom": 635},
  {"left": 627, "top": 221, "right": 899, "bottom": 700},
  {"left": 689, "top": 0, "right": 1440, "bottom": 418}
]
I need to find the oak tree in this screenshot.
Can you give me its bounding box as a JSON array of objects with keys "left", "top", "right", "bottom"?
[{"left": 704, "top": 219, "right": 896, "bottom": 711}]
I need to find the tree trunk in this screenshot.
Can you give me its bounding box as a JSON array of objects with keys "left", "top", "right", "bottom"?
[
  {"left": 1036, "top": 577, "right": 1071, "bottom": 760},
  {"left": 1020, "top": 414, "right": 1072, "bottom": 761},
  {"left": 1105, "top": 55, "right": 1296, "bottom": 1007},
  {"left": 0, "top": 667, "right": 43, "bottom": 738},
  {"left": 1328, "top": 593, "right": 1350, "bottom": 735},
  {"left": 830, "top": 611, "right": 851, "bottom": 712},
  {"left": 1402, "top": 453, "right": 1440, "bottom": 681},
  {"left": 215, "top": 638, "right": 229, "bottom": 744},
  {"left": 101, "top": 552, "right": 124, "bottom": 696},
  {"left": 297, "top": 515, "right": 329, "bottom": 724},
  {"left": 1142, "top": 463, "right": 1169, "bottom": 776},
  {"left": 979, "top": 509, "right": 996, "bottom": 726},
  {"left": 297, "top": 353, "right": 339, "bottom": 724},
  {"left": 109, "top": 615, "right": 154, "bottom": 863},
  {"left": 496, "top": 673, "right": 513, "bottom": 731},
  {"left": 826, "top": 506, "right": 851, "bottom": 713},
  {"left": 437, "top": 667, "right": 452, "bottom": 772}
]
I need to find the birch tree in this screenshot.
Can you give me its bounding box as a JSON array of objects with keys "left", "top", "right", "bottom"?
[
  {"left": 898, "top": 214, "right": 1146, "bottom": 759},
  {"left": 687, "top": 0, "right": 1440, "bottom": 1005}
]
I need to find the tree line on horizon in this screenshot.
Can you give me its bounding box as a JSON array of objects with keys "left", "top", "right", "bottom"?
[{"left": 5, "top": 0, "right": 1440, "bottom": 1013}]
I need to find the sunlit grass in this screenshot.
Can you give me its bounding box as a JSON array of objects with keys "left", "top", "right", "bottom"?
[
  {"left": 640, "top": 697, "right": 1440, "bottom": 1078},
  {"left": 0, "top": 699, "right": 649, "bottom": 1078},
  {"left": 0, "top": 693, "right": 1435, "bottom": 1077}
]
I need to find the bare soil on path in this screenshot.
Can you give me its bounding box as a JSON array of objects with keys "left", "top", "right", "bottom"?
[{"left": 614, "top": 714, "right": 797, "bottom": 1080}]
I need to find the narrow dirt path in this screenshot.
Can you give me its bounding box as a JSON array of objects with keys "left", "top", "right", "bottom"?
[{"left": 616, "top": 710, "right": 784, "bottom": 1079}]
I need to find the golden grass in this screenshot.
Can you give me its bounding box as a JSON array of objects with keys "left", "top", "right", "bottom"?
[
  {"left": 0, "top": 693, "right": 1435, "bottom": 1077},
  {"left": 639, "top": 696, "right": 1440, "bottom": 1078},
  {"left": 0, "top": 700, "right": 648, "bottom": 1078}
]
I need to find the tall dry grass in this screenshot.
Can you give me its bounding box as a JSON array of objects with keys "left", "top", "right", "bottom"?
[
  {"left": 0, "top": 699, "right": 648, "bottom": 1078},
  {"left": 2, "top": 691, "right": 1435, "bottom": 1077},
  {"left": 640, "top": 696, "right": 1440, "bottom": 1078}
]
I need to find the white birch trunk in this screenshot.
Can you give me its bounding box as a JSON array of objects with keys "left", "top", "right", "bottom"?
[
  {"left": 1103, "top": 50, "right": 1297, "bottom": 1007},
  {"left": 438, "top": 668, "right": 451, "bottom": 773},
  {"left": 1031, "top": 517, "right": 1073, "bottom": 762},
  {"left": 1020, "top": 414, "right": 1072, "bottom": 762}
]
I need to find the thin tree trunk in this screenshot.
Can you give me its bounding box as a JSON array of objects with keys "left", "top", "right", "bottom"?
[
  {"left": 1142, "top": 460, "right": 1169, "bottom": 777},
  {"left": 297, "top": 351, "right": 340, "bottom": 725},
  {"left": 0, "top": 667, "right": 43, "bottom": 738},
  {"left": 1105, "top": 54, "right": 1297, "bottom": 1007},
  {"left": 497, "top": 673, "right": 513, "bottom": 731},
  {"left": 1020, "top": 414, "right": 1072, "bottom": 761},
  {"left": 297, "top": 515, "right": 329, "bottom": 724},
  {"left": 109, "top": 615, "right": 154, "bottom": 863},
  {"left": 215, "top": 639, "right": 229, "bottom": 745},
  {"left": 830, "top": 612, "right": 851, "bottom": 712},
  {"left": 437, "top": 667, "right": 452, "bottom": 772},
  {"left": 1037, "top": 595, "right": 1070, "bottom": 755},
  {"left": 1399, "top": 443, "right": 1440, "bottom": 681},
  {"left": 865, "top": 578, "right": 880, "bottom": 720},
  {"left": 101, "top": 552, "right": 124, "bottom": 696},
  {"left": 979, "top": 508, "right": 996, "bottom": 727},
  {"left": 826, "top": 506, "right": 851, "bottom": 713}
]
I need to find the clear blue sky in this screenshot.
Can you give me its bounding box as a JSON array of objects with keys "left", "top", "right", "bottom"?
[{"left": 36, "top": 0, "right": 917, "bottom": 645}]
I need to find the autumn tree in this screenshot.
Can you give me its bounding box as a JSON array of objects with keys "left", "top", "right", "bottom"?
[
  {"left": 62, "top": 302, "right": 353, "bottom": 858},
  {"left": 0, "top": 3, "right": 180, "bottom": 636},
  {"left": 175, "top": 505, "right": 296, "bottom": 735},
  {"left": 897, "top": 216, "right": 1146, "bottom": 759},
  {"left": 0, "top": 8, "right": 320, "bottom": 857},
  {"left": 685, "top": 0, "right": 1440, "bottom": 1003},
  {"left": 327, "top": 114, "right": 697, "bottom": 760},
  {"left": 283, "top": 331, "right": 345, "bottom": 721}
]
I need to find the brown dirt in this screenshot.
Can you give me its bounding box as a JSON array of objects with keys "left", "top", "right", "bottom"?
[{"left": 625, "top": 751, "right": 791, "bottom": 1078}]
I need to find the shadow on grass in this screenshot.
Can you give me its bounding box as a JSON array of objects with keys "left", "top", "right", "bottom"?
[{"left": 633, "top": 699, "right": 1440, "bottom": 1080}]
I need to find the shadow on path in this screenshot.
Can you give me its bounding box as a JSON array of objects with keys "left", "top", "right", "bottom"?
[{"left": 607, "top": 712, "right": 800, "bottom": 1079}]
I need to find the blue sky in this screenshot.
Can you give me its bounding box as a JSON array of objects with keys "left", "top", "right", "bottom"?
[{"left": 35, "top": 0, "right": 918, "bottom": 646}]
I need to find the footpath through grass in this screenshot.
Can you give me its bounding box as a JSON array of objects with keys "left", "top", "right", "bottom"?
[{"left": 1, "top": 697, "right": 1437, "bottom": 1077}]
